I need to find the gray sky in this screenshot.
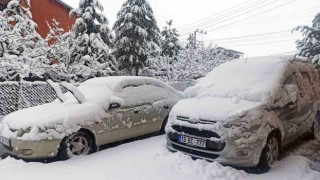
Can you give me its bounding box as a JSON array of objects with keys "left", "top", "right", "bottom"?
[{"left": 63, "top": 0, "right": 320, "bottom": 57}]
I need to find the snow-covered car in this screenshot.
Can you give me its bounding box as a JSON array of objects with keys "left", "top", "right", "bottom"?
[
  {"left": 0, "top": 76, "right": 183, "bottom": 160},
  {"left": 166, "top": 56, "right": 320, "bottom": 173}
]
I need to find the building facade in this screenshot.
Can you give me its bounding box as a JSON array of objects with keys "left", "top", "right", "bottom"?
[{"left": 0, "top": 0, "right": 75, "bottom": 41}]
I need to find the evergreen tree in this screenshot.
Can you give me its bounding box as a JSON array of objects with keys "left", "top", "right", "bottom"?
[
  {"left": 0, "top": 0, "right": 47, "bottom": 81},
  {"left": 66, "top": 0, "right": 118, "bottom": 82},
  {"left": 161, "top": 20, "right": 182, "bottom": 59},
  {"left": 294, "top": 13, "right": 320, "bottom": 66},
  {"left": 144, "top": 20, "right": 182, "bottom": 81},
  {"left": 113, "top": 0, "right": 161, "bottom": 76}
]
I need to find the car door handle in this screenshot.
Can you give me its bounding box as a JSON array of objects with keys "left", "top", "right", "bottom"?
[{"left": 134, "top": 110, "right": 141, "bottom": 114}]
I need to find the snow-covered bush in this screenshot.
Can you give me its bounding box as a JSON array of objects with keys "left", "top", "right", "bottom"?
[
  {"left": 145, "top": 44, "right": 235, "bottom": 82},
  {"left": 294, "top": 12, "right": 320, "bottom": 67},
  {"left": 113, "top": 0, "right": 161, "bottom": 76},
  {"left": 0, "top": 0, "right": 48, "bottom": 81}
]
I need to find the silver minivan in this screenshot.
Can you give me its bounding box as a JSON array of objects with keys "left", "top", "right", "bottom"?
[{"left": 166, "top": 56, "right": 320, "bottom": 173}]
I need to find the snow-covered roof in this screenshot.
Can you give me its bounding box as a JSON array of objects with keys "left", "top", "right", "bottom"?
[
  {"left": 185, "top": 56, "right": 293, "bottom": 103},
  {"left": 55, "top": 0, "right": 73, "bottom": 10}
]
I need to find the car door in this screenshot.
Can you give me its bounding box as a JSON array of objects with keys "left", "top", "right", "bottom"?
[
  {"left": 294, "top": 72, "right": 315, "bottom": 136},
  {"left": 281, "top": 71, "right": 314, "bottom": 146},
  {"left": 139, "top": 85, "right": 173, "bottom": 133},
  {"left": 108, "top": 85, "right": 158, "bottom": 139},
  {"left": 101, "top": 103, "right": 146, "bottom": 144}
]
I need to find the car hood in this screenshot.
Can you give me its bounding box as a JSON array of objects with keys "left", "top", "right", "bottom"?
[
  {"left": 0, "top": 99, "right": 108, "bottom": 132},
  {"left": 170, "top": 96, "right": 264, "bottom": 123}
]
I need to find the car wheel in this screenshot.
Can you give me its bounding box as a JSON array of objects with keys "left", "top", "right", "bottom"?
[
  {"left": 255, "top": 131, "right": 280, "bottom": 173},
  {"left": 58, "top": 131, "right": 94, "bottom": 160},
  {"left": 159, "top": 116, "right": 168, "bottom": 135}
]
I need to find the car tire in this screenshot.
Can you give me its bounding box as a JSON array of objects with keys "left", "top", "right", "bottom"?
[
  {"left": 58, "top": 131, "right": 94, "bottom": 160},
  {"left": 159, "top": 116, "right": 168, "bottom": 135},
  {"left": 255, "top": 131, "right": 281, "bottom": 173}
]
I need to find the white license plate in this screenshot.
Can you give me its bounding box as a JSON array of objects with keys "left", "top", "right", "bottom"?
[
  {"left": 178, "top": 135, "right": 206, "bottom": 148},
  {"left": 0, "top": 136, "right": 10, "bottom": 147}
]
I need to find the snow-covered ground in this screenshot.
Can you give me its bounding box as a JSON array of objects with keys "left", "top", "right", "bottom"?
[{"left": 0, "top": 135, "right": 319, "bottom": 180}]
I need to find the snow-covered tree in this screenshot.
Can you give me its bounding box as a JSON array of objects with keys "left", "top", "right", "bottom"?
[
  {"left": 0, "top": 0, "right": 47, "bottom": 81},
  {"left": 145, "top": 44, "right": 237, "bottom": 81},
  {"left": 161, "top": 20, "right": 182, "bottom": 58},
  {"left": 113, "top": 0, "right": 161, "bottom": 76},
  {"left": 294, "top": 13, "right": 320, "bottom": 67},
  {"left": 43, "top": 19, "right": 73, "bottom": 82},
  {"left": 143, "top": 20, "right": 182, "bottom": 81},
  {"left": 62, "top": 0, "right": 118, "bottom": 82}
]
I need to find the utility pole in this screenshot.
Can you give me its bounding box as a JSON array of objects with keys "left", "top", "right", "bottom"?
[
  {"left": 187, "top": 29, "right": 207, "bottom": 48},
  {"left": 195, "top": 29, "right": 207, "bottom": 47}
]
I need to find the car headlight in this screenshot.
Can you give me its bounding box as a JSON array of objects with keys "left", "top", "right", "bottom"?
[{"left": 223, "top": 121, "right": 242, "bottom": 128}]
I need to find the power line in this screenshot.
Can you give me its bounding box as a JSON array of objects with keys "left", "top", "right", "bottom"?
[
  {"left": 178, "top": 0, "right": 257, "bottom": 29},
  {"left": 180, "top": 0, "right": 281, "bottom": 34},
  {"left": 206, "top": 38, "right": 298, "bottom": 47},
  {"left": 205, "top": 0, "right": 298, "bottom": 33},
  {"left": 237, "top": 6, "right": 320, "bottom": 24},
  {"left": 212, "top": 34, "right": 298, "bottom": 44},
  {"left": 214, "top": 8, "right": 320, "bottom": 30},
  {"left": 204, "top": 30, "right": 291, "bottom": 42},
  {"left": 179, "top": 7, "right": 319, "bottom": 38},
  {"left": 179, "top": 0, "right": 276, "bottom": 34}
]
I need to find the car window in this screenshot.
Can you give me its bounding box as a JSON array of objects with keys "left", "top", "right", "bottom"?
[{"left": 116, "top": 85, "right": 171, "bottom": 107}]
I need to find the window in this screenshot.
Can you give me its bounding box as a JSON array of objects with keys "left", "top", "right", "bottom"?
[{"left": 116, "top": 85, "right": 171, "bottom": 107}]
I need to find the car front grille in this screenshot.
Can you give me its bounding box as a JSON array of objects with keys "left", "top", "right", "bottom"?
[
  {"left": 171, "top": 143, "right": 219, "bottom": 160},
  {"left": 172, "top": 125, "right": 220, "bottom": 138},
  {"left": 176, "top": 116, "right": 217, "bottom": 124}
]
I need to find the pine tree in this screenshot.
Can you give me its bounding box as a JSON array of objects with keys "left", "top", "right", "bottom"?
[
  {"left": 66, "top": 0, "right": 118, "bottom": 82},
  {"left": 294, "top": 13, "right": 320, "bottom": 67},
  {"left": 0, "top": 0, "right": 47, "bottom": 81},
  {"left": 144, "top": 20, "right": 182, "bottom": 81},
  {"left": 113, "top": 0, "right": 161, "bottom": 76},
  {"left": 161, "top": 20, "right": 182, "bottom": 59}
]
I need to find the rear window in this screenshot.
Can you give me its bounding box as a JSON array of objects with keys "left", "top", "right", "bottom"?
[{"left": 116, "top": 85, "right": 171, "bottom": 107}]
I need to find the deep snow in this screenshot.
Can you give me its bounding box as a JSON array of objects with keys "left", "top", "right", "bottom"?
[{"left": 0, "top": 135, "right": 319, "bottom": 180}]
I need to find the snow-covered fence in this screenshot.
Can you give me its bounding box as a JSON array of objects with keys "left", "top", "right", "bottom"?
[
  {"left": 0, "top": 81, "right": 69, "bottom": 117},
  {"left": 0, "top": 82, "right": 19, "bottom": 116}
]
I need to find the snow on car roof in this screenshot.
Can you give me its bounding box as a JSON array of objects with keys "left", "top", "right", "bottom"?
[
  {"left": 185, "top": 55, "right": 293, "bottom": 103},
  {"left": 81, "top": 76, "right": 183, "bottom": 96}
]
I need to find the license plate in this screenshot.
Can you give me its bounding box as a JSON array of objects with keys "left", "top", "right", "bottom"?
[
  {"left": 0, "top": 136, "right": 10, "bottom": 147},
  {"left": 178, "top": 135, "right": 206, "bottom": 148}
]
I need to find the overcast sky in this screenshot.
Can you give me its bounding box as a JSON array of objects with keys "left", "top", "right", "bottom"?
[{"left": 63, "top": 0, "right": 320, "bottom": 57}]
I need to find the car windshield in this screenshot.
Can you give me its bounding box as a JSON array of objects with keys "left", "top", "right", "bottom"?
[{"left": 185, "top": 56, "right": 291, "bottom": 103}]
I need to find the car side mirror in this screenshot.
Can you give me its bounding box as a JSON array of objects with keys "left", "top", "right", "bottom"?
[
  {"left": 287, "top": 102, "right": 295, "bottom": 106},
  {"left": 109, "top": 102, "right": 121, "bottom": 109},
  {"left": 287, "top": 102, "right": 296, "bottom": 108}
]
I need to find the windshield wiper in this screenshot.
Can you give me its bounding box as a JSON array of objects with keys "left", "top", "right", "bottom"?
[
  {"left": 46, "top": 80, "right": 67, "bottom": 103},
  {"left": 61, "top": 82, "right": 86, "bottom": 104}
]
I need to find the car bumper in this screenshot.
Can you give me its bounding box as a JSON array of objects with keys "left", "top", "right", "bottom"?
[
  {"left": 0, "top": 138, "right": 62, "bottom": 159},
  {"left": 166, "top": 134, "right": 264, "bottom": 168}
]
